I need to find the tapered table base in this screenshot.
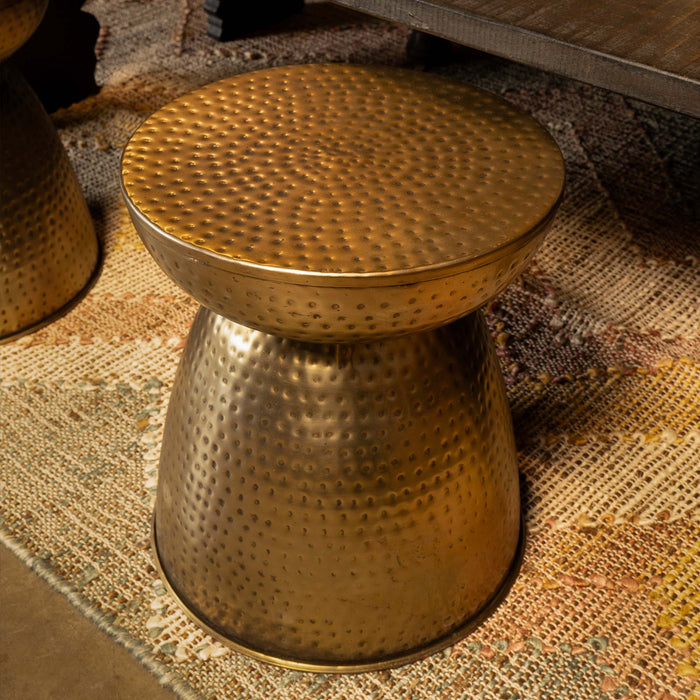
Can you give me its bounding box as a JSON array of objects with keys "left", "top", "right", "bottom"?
[{"left": 153, "top": 306, "right": 522, "bottom": 670}]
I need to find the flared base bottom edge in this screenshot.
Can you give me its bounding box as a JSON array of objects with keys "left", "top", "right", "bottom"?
[
  {"left": 0, "top": 242, "right": 102, "bottom": 345},
  {"left": 150, "top": 515, "right": 525, "bottom": 674}
]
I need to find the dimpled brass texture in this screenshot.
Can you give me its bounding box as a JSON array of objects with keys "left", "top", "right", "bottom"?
[
  {"left": 0, "top": 66, "right": 99, "bottom": 341},
  {"left": 154, "top": 308, "right": 521, "bottom": 670},
  {"left": 0, "top": 0, "right": 47, "bottom": 62},
  {"left": 121, "top": 63, "right": 565, "bottom": 342},
  {"left": 121, "top": 64, "right": 565, "bottom": 671}
]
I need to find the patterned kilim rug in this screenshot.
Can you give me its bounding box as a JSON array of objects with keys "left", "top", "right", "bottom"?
[{"left": 1, "top": 1, "right": 699, "bottom": 698}]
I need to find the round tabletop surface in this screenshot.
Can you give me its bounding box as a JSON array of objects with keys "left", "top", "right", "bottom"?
[{"left": 121, "top": 63, "right": 564, "bottom": 283}]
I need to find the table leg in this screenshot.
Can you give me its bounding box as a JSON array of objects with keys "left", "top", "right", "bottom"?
[{"left": 204, "top": 0, "right": 304, "bottom": 40}]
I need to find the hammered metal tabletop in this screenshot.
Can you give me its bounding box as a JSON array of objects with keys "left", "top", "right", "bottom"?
[
  {"left": 121, "top": 64, "right": 564, "bottom": 341},
  {"left": 122, "top": 64, "right": 564, "bottom": 283}
]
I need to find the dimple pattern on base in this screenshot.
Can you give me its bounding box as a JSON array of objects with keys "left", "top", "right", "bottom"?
[
  {"left": 154, "top": 307, "right": 520, "bottom": 666},
  {"left": 0, "top": 66, "right": 99, "bottom": 340},
  {"left": 0, "top": 0, "right": 47, "bottom": 61}
]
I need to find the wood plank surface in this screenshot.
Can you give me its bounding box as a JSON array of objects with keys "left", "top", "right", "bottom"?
[{"left": 331, "top": 0, "right": 700, "bottom": 116}]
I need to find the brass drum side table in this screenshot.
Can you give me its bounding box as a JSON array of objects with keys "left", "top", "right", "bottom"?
[
  {"left": 121, "top": 64, "right": 565, "bottom": 672},
  {"left": 0, "top": 0, "right": 100, "bottom": 342}
]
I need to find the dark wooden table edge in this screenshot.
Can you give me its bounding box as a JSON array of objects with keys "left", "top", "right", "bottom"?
[{"left": 330, "top": 0, "right": 700, "bottom": 118}]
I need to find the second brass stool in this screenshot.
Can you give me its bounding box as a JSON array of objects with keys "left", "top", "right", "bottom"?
[
  {"left": 0, "top": 0, "right": 99, "bottom": 341},
  {"left": 121, "top": 64, "right": 565, "bottom": 671}
]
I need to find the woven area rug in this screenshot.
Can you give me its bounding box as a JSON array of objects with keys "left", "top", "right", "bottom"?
[{"left": 1, "top": 1, "right": 699, "bottom": 698}]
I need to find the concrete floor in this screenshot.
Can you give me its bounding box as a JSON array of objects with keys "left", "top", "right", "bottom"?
[{"left": 0, "top": 545, "right": 176, "bottom": 700}]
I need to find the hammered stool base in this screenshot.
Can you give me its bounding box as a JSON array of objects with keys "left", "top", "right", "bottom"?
[
  {"left": 152, "top": 521, "right": 524, "bottom": 673},
  {"left": 0, "top": 65, "right": 100, "bottom": 342},
  {"left": 152, "top": 306, "right": 522, "bottom": 670}
]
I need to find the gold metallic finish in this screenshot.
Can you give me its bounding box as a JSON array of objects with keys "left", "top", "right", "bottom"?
[
  {"left": 122, "top": 64, "right": 565, "bottom": 342},
  {"left": 120, "top": 64, "right": 565, "bottom": 670},
  {"left": 152, "top": 513, "right": 525, "bottom": 673},
  {"left": 0, "top": 0, "right": 47, "bottom": 62},
  {"left": 0, "top": 65, "right": 100, "bottom": 342},
  {"left": 154, "top": 308, "right": 521, "bottom": 669}
]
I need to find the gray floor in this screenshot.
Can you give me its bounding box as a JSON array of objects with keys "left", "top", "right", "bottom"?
[{"left": 0, "top": 545, "right": 176, "bottom": 700}]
